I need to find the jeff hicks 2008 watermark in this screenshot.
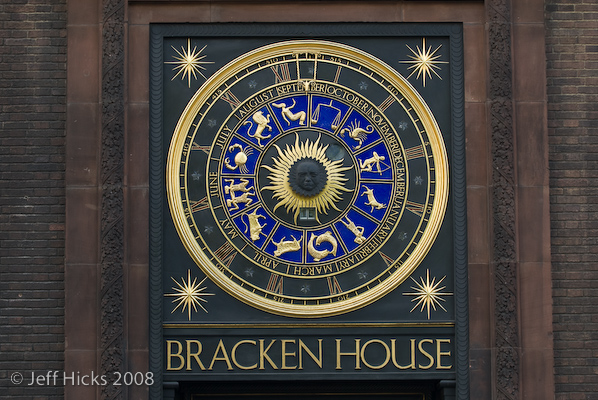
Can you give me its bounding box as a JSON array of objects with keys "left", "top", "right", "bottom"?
[{"left": 10, "top": 371, "right": 154, "bottom": 387}]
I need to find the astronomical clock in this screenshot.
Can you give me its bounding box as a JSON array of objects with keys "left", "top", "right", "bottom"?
[{"left": 151, "top": 24, "right": 466, "bottom": 395}]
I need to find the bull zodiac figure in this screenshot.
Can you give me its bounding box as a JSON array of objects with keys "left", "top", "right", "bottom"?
[{"left": 242, "top": 208, "right": 266, "bottom": 242}]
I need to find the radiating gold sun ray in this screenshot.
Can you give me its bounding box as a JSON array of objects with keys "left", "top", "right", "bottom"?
[
  {"left": 403, "top": 269, "right": 452, "bottom": 319},
  {"left": 262, "top": 134, "right": 352, "bottom": 224},
  {"left": 165, "top": 270, "right": 214, "bottom": 320},
  {"left": 165, "top": 39, "right": 214, "bottom": 88},
  {"left": 399, "top": 38, "right": 448, "bottom": 87}
]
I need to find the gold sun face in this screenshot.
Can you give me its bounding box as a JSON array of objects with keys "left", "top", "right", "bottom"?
[
  {"left": 165, "top": 38, "right": 214, "bottom": 88},
  {"left": 261, "top": 135, "right": 352, "bottom": 224}
]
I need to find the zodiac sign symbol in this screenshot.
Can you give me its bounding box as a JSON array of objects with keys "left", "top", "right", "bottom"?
[
  {"left": 339, "top": 120, "right": 374, "bottom": 150},
  {"left": 308, "top": 231, "right": 338, "bottom": 261},
  {"left": 224, "top": 178, "right": 255, "bottom": 211},
  {"left": 311, "top": 100, "right": 342, "bottom": 130},
  {"left": 340, "top": 216, "right": 367, "bottom": 245},
  {"left": 362, "top": 186, "right": 386, "bottom": 213},
  {"left": 224, "top": 143, "right": 253, "bottom": 174},
  {"left": 359, "top": 152, "right": 389, "bottom": 175},
  {"left": 244, "top": 111, "right": 272, "bottom": 147},
  {"left": 242, "top": 208, "right": 266, "bottom": 241},
  {"left": 272, "top": 235, "right": 302, "bottom": 257},
  {"left": 272, "top": 99, "right": 307, "bottom": 125}
]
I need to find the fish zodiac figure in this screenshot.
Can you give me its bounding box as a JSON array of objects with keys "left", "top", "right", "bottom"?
[
  {"left": 362, "top": 186, "right": 386, "bottom": 212},
  {"left": 339, "top": 120, "right": 374, "bottom": 150},
  {"left": 244, "top": 111, "right": 272, "bottom": 147},
  {"left": 272, "top": 99, "right": 307, "bottom": 125},
  {"left": 272, "top": 235, "right": 302, "bottom": 257},
  {"left": 243, "top": 208, "right": 266, "bottom": 242},
  {"left": 308, "top": 231, "right": 338, "bottom": 261}
]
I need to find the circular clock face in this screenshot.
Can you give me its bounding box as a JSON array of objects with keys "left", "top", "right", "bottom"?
[{"left": 167, "top": 40, "right": 448, "bottom": 318}]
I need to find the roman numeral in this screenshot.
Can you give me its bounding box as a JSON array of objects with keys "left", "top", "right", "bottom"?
[
  {"left": 191, "top": 142, "right": 211, "bottom": 154},
  {"left": 405, "top": 200, "right": 425, "bottom": 217},
  {"left": 214, "top": 241, "right": 237, "bottom": 269},
  {"left": 378, "top": 251, "right": 395, "bottom": 268},
  {"left": 333, "top": 66, "right": 342, "bottom": 83},
  {"left": 220, "top": 90, "right": 241, "bottom": 110},
  {"left": 327, "top": 276, "right": 343, "bottom": 295},
  {"left": 378, "top": 95, "right": 395, "bottom": 112},
  {"left": 267, "top": 273, "right": 284, "bottom": 295},
  {"left": 190, "top": 197, "right": 209, "bottom": 213},
  {"left": 405, "top": 145, "right": 425, "bottom": 160},
  {"left": 271, "top": 63, "right": 292, "bottom": 83}
]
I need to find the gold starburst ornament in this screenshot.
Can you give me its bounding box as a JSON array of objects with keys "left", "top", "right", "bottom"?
[
  {"left": 165, "top": 38, "right": 213, "bottom": 87},
  {"left": 403, "top": 269, "right": 452, "bottom": 319},
  {"left": 400, "top": 38, "right": 448, "bottom": 87},
  {"left": 165, "top": 270, "right": 214, "bottom": 320}
]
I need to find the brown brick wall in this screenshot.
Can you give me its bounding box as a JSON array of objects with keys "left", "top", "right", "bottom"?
[
  {"left": 0, "top": 1, "right": 66, "bottom": 398},
  {"left": 546, "top": 0, "right": 598, "bottom": 398}
]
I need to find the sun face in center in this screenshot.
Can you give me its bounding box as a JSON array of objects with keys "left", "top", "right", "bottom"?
[{"left": 262, "top": 134, "right": 352, "bottom": 224}]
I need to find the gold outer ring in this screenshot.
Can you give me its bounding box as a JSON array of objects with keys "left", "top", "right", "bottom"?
[{"left": 166, "top": 40, "right": 449, "bottom": 318}]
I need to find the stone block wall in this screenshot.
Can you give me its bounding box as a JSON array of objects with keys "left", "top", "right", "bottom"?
[
  {"left": 0, "top": 2, "right": 66, "bottom": 398},
  {"left": 546, "top": 0, "right": 598, "bottom": 398}
]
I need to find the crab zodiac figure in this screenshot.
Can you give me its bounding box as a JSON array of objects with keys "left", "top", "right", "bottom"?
[
  {"left": 272, "top": 99, "right": 307, "bottom": 125},
  {"left": 224, "top": 143, "right": 253, "bottom": 174}
]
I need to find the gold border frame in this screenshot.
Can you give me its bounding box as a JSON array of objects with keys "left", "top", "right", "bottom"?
[{"left": 166, "top": 40, "right": 449, "bottom": 318}]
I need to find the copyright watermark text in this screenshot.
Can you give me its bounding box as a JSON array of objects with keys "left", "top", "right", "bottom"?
[{"left": 10, "top": 371, "right": 154, "bottom": 386}]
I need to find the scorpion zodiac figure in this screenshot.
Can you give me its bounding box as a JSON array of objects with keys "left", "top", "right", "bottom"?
[{"left": 339, "top": 119, "right": 375, "bottom": 150}]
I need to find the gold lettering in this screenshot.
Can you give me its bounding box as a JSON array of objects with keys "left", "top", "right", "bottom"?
[
  {"left": 166, "top": 340, "right": 184, "bottom": 371},
  {"left": 418, "top": 339, "right": 435, "bottom": 369},
  {"left": 208, "top": 339, "right": 233, "bottom": 370},
  {"left": 231, "top": 340, "right": 258, "bottom": 370},
  {"left": 208, "top": 172, "right": 219, "bottom": 197},
  {"left": 336, "top": 339, "right": 361, "bottom": 370},
  {"left": 186, "top": 340, "right": 205, "bottom": 371},
  {"left": 259, "top": 339, "right": 278, "bottom": 370},
  {"left": 391, "top": 339, "right": 416, "bottom": 369},
  {"left": 281, "top": 339, "right": 297, "bottom": 370},
  {"left": 436, "top": 339, "right": 452, "bottom": 370},
  {"left": 360, "top": 339, "right": 391, "bottom": 370},
  {"left": 298, "top": 339, "right": 323, "bottom": 369}
]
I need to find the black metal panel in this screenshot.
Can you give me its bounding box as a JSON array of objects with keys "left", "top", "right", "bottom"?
[{"left": 150, "top": 23, "right": 467, "bottom": 400}]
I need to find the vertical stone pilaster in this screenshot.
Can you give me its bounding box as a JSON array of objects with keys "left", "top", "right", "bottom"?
[
  {"left": 100, "top": 0, "right": 125, "bottom": 399},
  {"left": 487, "top": 0, "right": 519, "bottom": 398}
]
